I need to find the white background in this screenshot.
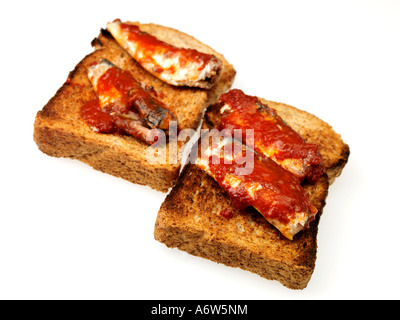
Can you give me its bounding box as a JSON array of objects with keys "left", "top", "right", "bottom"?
[{"left": 1, "top": 0, "right": 399, "bottom": 300}]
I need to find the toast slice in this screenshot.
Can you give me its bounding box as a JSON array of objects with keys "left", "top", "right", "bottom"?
[
  {"left": 34, "top": 22, "right": 236, "bottom": 192},
  {"left": 154, "top": 98, "right": 349, "bottom": 289}
]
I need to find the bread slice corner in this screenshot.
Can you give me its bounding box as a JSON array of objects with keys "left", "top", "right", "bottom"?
[
  {"left": 33, "top": 22, "right": 236, "bottom": 192},
  {"left": 154, "top": 98, "right": 349, "bottom": 288}
]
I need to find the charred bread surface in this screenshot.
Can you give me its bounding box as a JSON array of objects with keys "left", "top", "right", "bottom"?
[
  {"left": 154, "top": 98, "right": 349, "bottom": 288},
  {"left": 34, "top": 23, "right": 236, "bottom": 191}
]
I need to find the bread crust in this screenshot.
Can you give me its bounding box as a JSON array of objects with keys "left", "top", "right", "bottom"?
[
  {"left": 154, "top": 98, "right": 349, "bottom": 288},
  {"left": 34, "top": 23, "right": 236, "bottom": 192},
  {"left": 155, "top": 164, "right": 329, "bottom": 289}
]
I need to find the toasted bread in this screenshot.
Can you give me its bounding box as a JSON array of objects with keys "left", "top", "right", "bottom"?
[
  {"left": 34, "top": 22, "right": 236, "bottom": 192},
  {"left": 154, "top": 98, "right": 349, "bottom": 289}
]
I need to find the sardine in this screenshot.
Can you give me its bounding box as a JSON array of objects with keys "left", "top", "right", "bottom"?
[
  {"left": 88, "top": 59, "right": 177, "bottom": 130},
  {"left": 106, "top": 19, "right": 222, "bottom": 89},
  {"left": 195, "top": 131, "right": 318, "bottom": 240},
  {"left": 217, "top": 89, "right": 325, "bottom": 184}
]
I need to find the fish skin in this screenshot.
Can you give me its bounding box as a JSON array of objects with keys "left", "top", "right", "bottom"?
[
  {"left": 106, "top": 20, "right": 222, "bottom": 88},
  {"left": 88, "top": 59, "right": 177, "bottom": 131}
]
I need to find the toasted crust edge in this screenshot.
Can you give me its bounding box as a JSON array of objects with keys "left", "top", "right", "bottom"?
[
  {"left": 154, "top": 98, "right": 349, "bottom": 289},
  {"left": 33, "top": 22, "right": 236, "bottom": 192},
  {"left": 154, "top": 164, "right": 329, "bottom": 289}
]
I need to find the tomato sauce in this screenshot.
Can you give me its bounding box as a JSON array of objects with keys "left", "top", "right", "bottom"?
[
  {"left": 80, "top": 99, "right": 115, "bottom": 133},
  {"left": 219, "top": 209, "right": 234, "bottom": 220},
  {"left": 218, "top": 89, "right": 325, "bottom": 184},
  {"left": 206, "top": 142, "right": 315, "bottom": 225},
  {"left": 118, "top": 21, "right": 213, "bottom": 71}
]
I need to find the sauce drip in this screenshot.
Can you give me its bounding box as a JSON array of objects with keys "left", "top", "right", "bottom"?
[{"left": 81, "top": 99, "right": 115, "bottom": 133}]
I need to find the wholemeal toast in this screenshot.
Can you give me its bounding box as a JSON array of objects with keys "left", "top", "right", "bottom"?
[
  {"left": 34, "top": 22, "right": 236, "bottom": 192},
  {"left": 154, "top": 97, "right": 349, "bottom": 289}
]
